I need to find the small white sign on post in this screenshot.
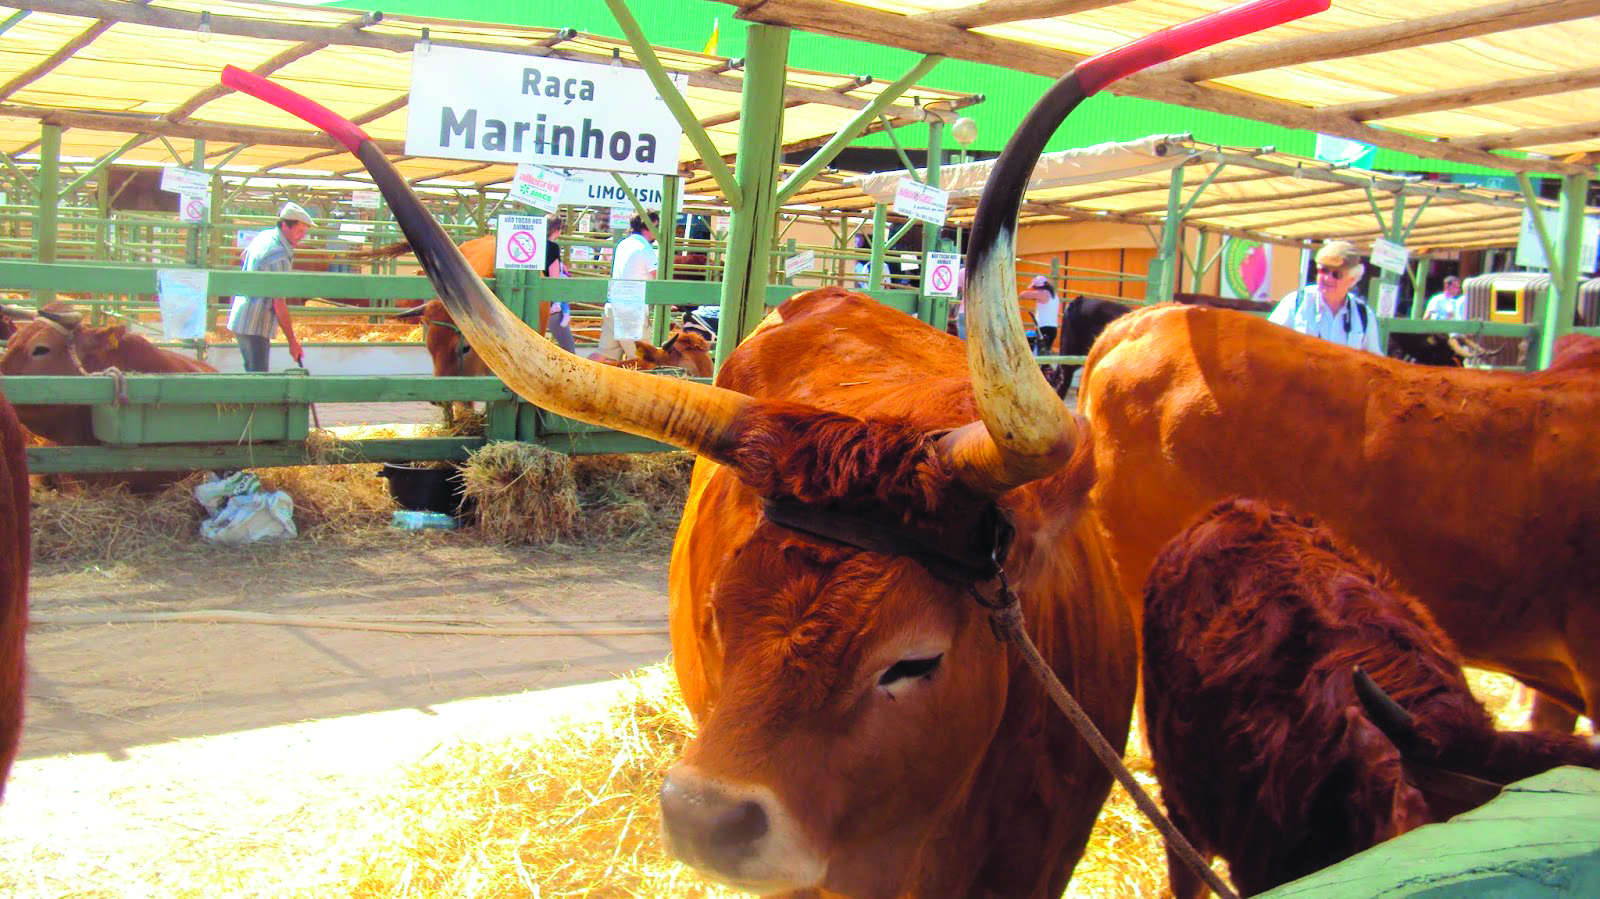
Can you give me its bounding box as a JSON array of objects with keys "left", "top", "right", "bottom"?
[
  {"left": 1516, "top": 207, "right": 1600, "bottom": 275},
  {"left": 1376, "top": 282, "right": 1399, "bottom": 318},
  {"left": 1370, "top": 238, "right": 1410, "bottom": 275},
  {"left": 570, "top": 245, "right": 593, "bottom": 262},
  {"left": 160, "top": 166, "right": 210, "bottom": 197},
  {"left": 350, "top": 190, "right": 381, "bottom": 209},
  {"left": 510, "top": 164, "right": 567, "bottom": 212},
  {"left": 784, "top": 250, "right": 815, "bottom": 280},
  {"left": 713, "top": 215, "right": 730, "bottom": 234},
  {"left": 494, "top": 214, "right": 547, "bottom": 270},
  {"left": 923, "top": 252, "right": 961, "bottom": 297},
  {"left": 178, "top": 192, "right": 210, "bottom": 223},
  {"left": 556, "top": 169, "right": 663, "bottom": 210},
  {"left": 236, "top": 229, "right": 260, "bottom": 249},
  {"left": 607, "top": 278, "right": 648, "bottom": 341},
  {"left": 156, "top": 269, "right": 209, "bottom": 339},
  {"left": 892, "top": 179, "right": 949, "bottom": 227}
]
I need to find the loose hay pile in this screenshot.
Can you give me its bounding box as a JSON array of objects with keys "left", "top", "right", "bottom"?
[
  {"left": 30, "top": 476, "right": 206, "bottom": 565},
  {"left": 459, "top": 444, "right": 693, "bottom": 545},
  {"left": 344, "top": 664, "right": 739, "bottom": 898}
]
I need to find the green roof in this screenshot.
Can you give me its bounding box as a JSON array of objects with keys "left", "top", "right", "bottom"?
[{"left": 340, "top": 0, "right": 1511, "bottom": 177}]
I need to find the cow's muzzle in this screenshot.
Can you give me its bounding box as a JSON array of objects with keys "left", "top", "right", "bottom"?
[{"left": 659, "top": 767, "right": 824, "bottom": 891}]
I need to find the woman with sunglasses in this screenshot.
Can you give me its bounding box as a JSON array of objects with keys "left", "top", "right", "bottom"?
[{"left": 1268, "top": 239, "right": 1383, "bottom": 354}]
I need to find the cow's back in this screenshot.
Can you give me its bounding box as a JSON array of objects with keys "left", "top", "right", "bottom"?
[
  {"left": 0, "top": 389, "right": 28, "bottom": 796},
  {"left": 1081, "top": 304, "right": 1600, "bottom": 709}
]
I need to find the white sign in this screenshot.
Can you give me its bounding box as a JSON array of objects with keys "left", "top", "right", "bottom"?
[
  {"left": 156, "top": 269, "right": 209, "bottom": 340},
  {"left": 350, "top": 190, "right": 381, "bottom": 209},
  {"left": 407, "top": 44, "right": 685, "bottom": 176},
  {"left": 1516, "top": 207, "right": 1600, "bottom": 275},
  {"left": 338, "top": 222, "right": 374, "bottom": 243},
  {"left": 713, "top": 215, "right": 730, "bottom": 234},
  {"left": 1370, "top": 238, "right": 1410, "bottom": 275},
  {"left": 178, "top": 192, "right": 209, "bottom": 223},
  {"left": 236, "top": 229, "right": 260, "bottom": 249},
  {"left": 607, "top": 278, "right": 648, "bottom": 341},
  {"left": 510, "top": 163, "right": 567, "bottom": 212},
  {"left": 557, "top": 168, "right": 664, "bottom": 210},
  {"left": 784, "top": 250, "right": 815, "bottom": 280},
  {"left": 924, "top": 252, "right": 961, "bottom": 297},
  {"left": 570, "top": 245, "right": 593, "bottom": 262},
  {"left": 892, "top": 179, "right": 949, "bottom": 227},
  {"left": 160, "top": 166, "right": 209, "bottom": 197},
  {"left": 494, "top": 214, "right": 547, "bottom": 270},
  {"left": 1376, "top": 282, "right": 1399, "bottom": 317}
]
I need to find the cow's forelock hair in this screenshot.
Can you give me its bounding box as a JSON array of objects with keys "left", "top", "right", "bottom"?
[{"left": 726, "top": 402, "right": 987, "bottom": 524}]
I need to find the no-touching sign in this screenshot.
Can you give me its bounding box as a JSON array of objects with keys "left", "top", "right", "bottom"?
[
  {"left": 495, "top": 214, "right": 547, "bottom": 270},
  {"left": 924, "top": 252, "right": 960, "bottom": 297}
]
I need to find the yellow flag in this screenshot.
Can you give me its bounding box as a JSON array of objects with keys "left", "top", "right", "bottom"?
[{"left": 703, "top": 18, "right": 719, "bottom": 55}]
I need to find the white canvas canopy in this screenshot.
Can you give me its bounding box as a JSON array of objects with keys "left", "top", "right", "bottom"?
[{"left": 852, "top": 135, "right": 1193, "bottom": 202}]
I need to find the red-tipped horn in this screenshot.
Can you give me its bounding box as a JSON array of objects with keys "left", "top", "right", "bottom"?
[{"left": 949, "top": 0, "right": 1330, "bottom": 495}]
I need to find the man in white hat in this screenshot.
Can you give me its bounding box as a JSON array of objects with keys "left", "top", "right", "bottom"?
[
  {"left": 1269, "top": 239, "right": 1383, "bottom": 354},
  {"left": 227, "top": 201, "right": 312, "bottom": 371}
]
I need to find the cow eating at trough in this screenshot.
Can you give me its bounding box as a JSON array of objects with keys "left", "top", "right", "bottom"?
[
  {"left": 1142, "top": 498, "right": 1600, "bottom": 898},
  {"left": 1081, "top": 303, "right": 1600, "bottom": 733},
  {"left": 0, "top": 305, "right": 214, "bottom": 448}
]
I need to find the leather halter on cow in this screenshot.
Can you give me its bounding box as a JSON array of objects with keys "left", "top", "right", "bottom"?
[{"left": 226, "top": 6, "right": 1321, "bottom": 889}]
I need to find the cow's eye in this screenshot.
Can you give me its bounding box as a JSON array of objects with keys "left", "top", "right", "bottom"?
[
  {"left": 879, "top": 654, "right": 942, "bottom": 688},
  {"left": 30, "top": 345, "right": 48, "bottom": 356}
]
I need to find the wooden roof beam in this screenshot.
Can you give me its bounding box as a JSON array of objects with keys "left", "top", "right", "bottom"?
[
  {"left": 716, "top": 0, "right": 1590, "bottom": 174},
  {"left": 1451, "top": 120, "right": 1600, "bottom": 151},
  {"left": 1155, "top": 0, "right": 1600, "bottom": 84},
  {"left": 1324, "top": 66, "right": 1600, "bottom": 123},
  {"left": 0, "top": 16, "right": 116, "bottom": 103},
  {"left": 914, "top": 0, "right": 1125, "bottom": 29},
  {"left": 1116, "top": 182, "right": 1354, "bottom": 216}
]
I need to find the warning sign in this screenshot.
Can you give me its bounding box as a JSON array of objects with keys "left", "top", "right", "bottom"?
[
  {"left": 924, "top": 252, "right": 960, "bottom": 298},
  {"left": 179, "top": 193, "right": 209, "bottom": 223},
  {"left": 495, "top": 214, "right": 547, "bottom": 270}
]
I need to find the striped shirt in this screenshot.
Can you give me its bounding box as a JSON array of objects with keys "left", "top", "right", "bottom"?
[
  {"left": 227, "top": 227, "right": 295, "bottom": 338},
  {"left": 1269, "top": 286, "right": 1383, "bottom": 355}
]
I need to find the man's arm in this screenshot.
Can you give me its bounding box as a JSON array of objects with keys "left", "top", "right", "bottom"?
[
  {"left": 273, "top": 297, "right": 303, "bottom": 365},
  {"left": 1268, "top": 290, "right": 1298, "bottom": 327}
]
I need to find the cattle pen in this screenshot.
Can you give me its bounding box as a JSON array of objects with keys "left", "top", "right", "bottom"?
[{"left": 4, "top": 0, "right": 1600, "bottom": 897}]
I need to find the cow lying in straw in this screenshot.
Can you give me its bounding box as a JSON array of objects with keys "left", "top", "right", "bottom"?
[{"left": 1142, "top": 498, "right": 1600, "bottom": 898}]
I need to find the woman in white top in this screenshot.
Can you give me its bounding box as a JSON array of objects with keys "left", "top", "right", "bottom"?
[
  {"left": 1020, "top": 275, "right": 1060, "bottom": 355},
  {"left": 1269, "top": 239, "right": 1383, "bottom": 355}
]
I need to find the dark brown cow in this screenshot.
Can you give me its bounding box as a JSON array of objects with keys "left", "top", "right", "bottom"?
[
  {"left": 1143, "top": 498, "right": 1600, "bottom": 898},
  {"left": 0, "top": 309, "right": 213, "bottom": 447},
  {"left": 0, "top": 387, "right": 28, "bottom": 799},
  {"left": 601, "top": 329, "right": 714, "bottom": 377}
]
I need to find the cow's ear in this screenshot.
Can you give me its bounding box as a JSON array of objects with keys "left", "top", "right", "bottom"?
[{"left": 82, "top": 326, "right": 128, "bottom": 355}]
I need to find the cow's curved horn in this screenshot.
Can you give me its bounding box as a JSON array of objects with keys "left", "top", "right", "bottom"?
[
  {"left": 391, "top": 305, "right": 429, "bottom": 321},
  {"left": 37, "top": 309, "right": 82, "bottom": 329},
  {"left": 0, "top": 304, "right": 36, "bottom": 320},
  {"left": 1353, "top": 666, "right": 1419, "bottom": 751},
  {"left": 945, "top": 0, "right": 1331, "bottom": 495},
  {"left": 222, "top": 67, "right": 753, "bottom": 463}
]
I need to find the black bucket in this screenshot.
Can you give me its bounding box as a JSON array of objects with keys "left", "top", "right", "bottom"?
[{"left": 377, "top": 463, "right": 471, "bottom": 516}]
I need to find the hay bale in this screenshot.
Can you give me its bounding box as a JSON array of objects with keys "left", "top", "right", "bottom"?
[
  {"left": 459, "top": 442, "right": 578, "bottom": 544},
  {"left": 344, "top": 665, "right": 739, "bottom": 898}
]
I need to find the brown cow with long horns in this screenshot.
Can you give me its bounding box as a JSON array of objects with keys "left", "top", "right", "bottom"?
[{"left": 225, "top": 4, "right": 1328, "bottom": 888}]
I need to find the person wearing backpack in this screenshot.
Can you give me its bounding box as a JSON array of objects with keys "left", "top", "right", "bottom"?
[{"left": 1269, "top": 239, "right": 1382, "bottom": 354}]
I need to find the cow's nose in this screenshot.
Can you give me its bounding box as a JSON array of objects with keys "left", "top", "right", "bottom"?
[{"left": 660, "top": 775, "right": 771, "bottom": 873}]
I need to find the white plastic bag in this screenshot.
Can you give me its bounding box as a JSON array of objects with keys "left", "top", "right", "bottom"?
[
  {"left": 194, "top": 471, "right": 262, "bottom": 515},
  {"left": 199, "top": 490, "right": 297, "bottom": 545}
]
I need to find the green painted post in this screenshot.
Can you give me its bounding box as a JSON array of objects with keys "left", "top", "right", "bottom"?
[
  {"left": 714, "top": 23, "right": 790, "bottom": 371},
  {"left": 869, "top": 203, "right": 887, "bottom": 290},
  {"left": 35, "top": 123, "right": 60, "bottom": 304},
  {"left": 1536, "top": 172, "right": 1589, "bottom": 369},
  {"left": 659, "top": 174, "right": 679, "bottom": 280},
  {"left": 1409, "top": 256, "right": 1431, "bottom": 320},
  {"left": 919, "top": 117, "right": 944, "bottom": 327},
  {"left": 1146, "top": 166, "right": 1184, "bottom": 303},
  {"left": 95, "top": 168, "right": 109, "bottom": 264},
  {"left": 185, "top": 139, "right": 204, "bottom": 268},
  {"left": 1374, "top": 192, "right": 1405, "bottom": 318}
]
